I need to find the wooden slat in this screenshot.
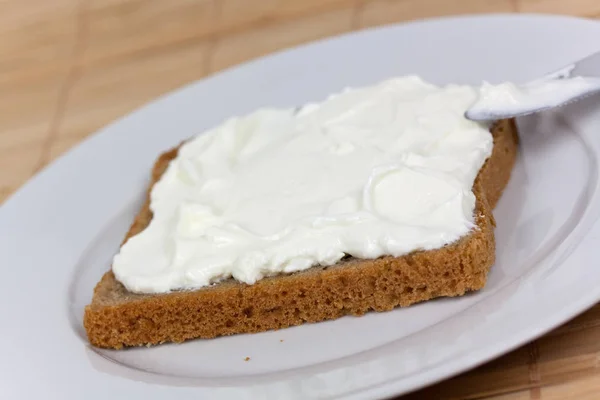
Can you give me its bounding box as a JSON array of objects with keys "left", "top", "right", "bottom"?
[
  {"left": 209, "top": 7, "right": 356, "bottom": 72},
  {"left": 57, "top": 39, "right": 211, "bottom": 141},
  {"left": 80, "top": 0, "right": 361, "bottom": 71},
  {"left": 537, "top": 375, "right": 600, "bottom": 400},
  {"left": 0, "top": 1, "right": 76, "bottom": 202},
  {"left": 516, "top": 0, "right": 600, "bottom": 16},
  {"left": 486, "top": 389, "right": 539, "bottom": 400},
  {"left": 218, "top": 0, "right": 356, "bottom": 29},
  {"left": 0, "top": 78, "right": 66, "bottom": 153},
  {"left": 0, "top": 76, "right": 66, "bottom": 201},
  {"left": 83, "top": 0, "right": 216, "bottom": 67},
  {"left": 0, "top": 0, "right": 77, "bottom": 87},
  {"left": 487, "top": 374, "right": 600, "bottom": 400},
  {"left": 358, "top": 0, "right": 516, "bottom": 28}
]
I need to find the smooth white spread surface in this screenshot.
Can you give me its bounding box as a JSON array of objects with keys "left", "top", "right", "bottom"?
[
  {"left": 468, "top": 76, "right": 600, "bottom": 117},
  {"left": 113, "top": 76, "right": 494, "bottom": 293}
]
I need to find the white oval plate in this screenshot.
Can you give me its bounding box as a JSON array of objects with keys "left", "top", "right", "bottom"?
[{"left": 2, "top": 14, "right": 600, "bottom": 400}]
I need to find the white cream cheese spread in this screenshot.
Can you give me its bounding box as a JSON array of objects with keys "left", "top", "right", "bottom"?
[{"left": 113, "top": 76, "right": 494, "bottom": 293}]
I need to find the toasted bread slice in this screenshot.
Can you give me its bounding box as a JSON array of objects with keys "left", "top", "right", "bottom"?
[{"left": 84, "top": 119, "right": 518, "bottom": 349}]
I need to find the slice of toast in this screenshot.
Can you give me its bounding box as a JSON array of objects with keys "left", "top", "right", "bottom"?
[{"left": 84, "top": 119, "right": 518, "bottom": 349}]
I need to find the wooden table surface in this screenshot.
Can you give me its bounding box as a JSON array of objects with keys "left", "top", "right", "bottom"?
[{"left": 3, "top": 1, "right": 600, "bottom": 399}]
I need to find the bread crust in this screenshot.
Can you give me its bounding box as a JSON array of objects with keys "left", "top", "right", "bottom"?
[{"left": 84, "top": 119, "right": 518, "bottom": 349}]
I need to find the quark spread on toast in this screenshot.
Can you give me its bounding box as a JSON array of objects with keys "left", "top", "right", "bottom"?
[{"left": 113, "top": 76, "right": 494, "bottom": 293}]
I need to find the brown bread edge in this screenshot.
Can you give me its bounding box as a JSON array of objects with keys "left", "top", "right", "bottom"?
[{"left": 84, "top": 119, "right": 519, "bottom": 349}]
